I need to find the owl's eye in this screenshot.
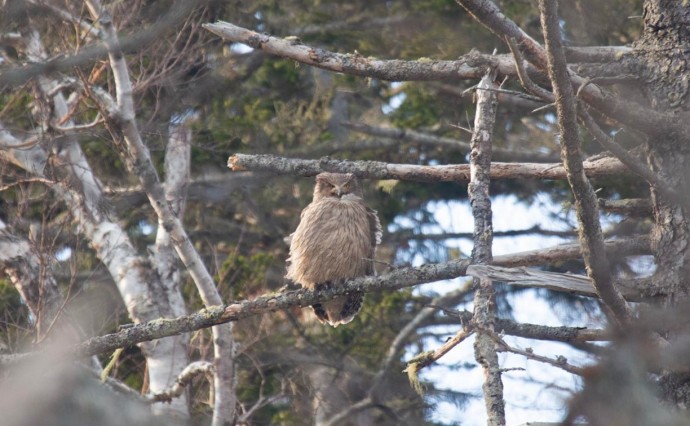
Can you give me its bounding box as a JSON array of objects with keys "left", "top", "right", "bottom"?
[{"left": 343, "top": 183, "right": 350, "bottom": 191}]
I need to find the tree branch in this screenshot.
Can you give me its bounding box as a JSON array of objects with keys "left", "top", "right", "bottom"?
[
  {"left": 342, "top": 121, "right": 558, "bottom": 163},
  {"left": 467, "top": 70, "right": 506, "bottom": 425},
  {"left": 491, "top": 331, "right": 586, "bottom": 376},
  {"left": 228, "top": 153, "right": 630, "bottom": 182},
  {"left": 149, "top": 361, "right": 214, "bottom": 403},
  {"left": 85, "top": 2, "right": 236, "bottom": 423},
  {"left": 455, "top": 0, "right": 690, "bottom": 140},
  {"left": 63, "top": 236, "right": 648, "bottom": 358},
  {"left": 539, "top": 0, "right": 633, "bottom": 324},
  {"left": 466, "top": 265, "right": 648, "bottom": 301}
]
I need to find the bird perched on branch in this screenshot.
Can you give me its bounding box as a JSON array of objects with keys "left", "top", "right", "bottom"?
[{"left": 286, "top": 172, "right": 382, "bottom": 327}]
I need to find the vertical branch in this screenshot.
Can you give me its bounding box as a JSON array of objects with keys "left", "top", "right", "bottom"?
[
  {"left": 84, "top": 2, "right": 237, "bottom": 423},
  {"left": 469, "top": 71, "right": 505, "bottom": 425},
  {"left": 538, "top": 0, "right": 632, "bottom": 324},
  {"left": 148, "top": 115, "right": 197, "bottom": 418}
]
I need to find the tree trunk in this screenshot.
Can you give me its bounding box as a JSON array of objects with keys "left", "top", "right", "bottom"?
[{"left": 635, "top": 0, "right": 690, "bottom": 406}]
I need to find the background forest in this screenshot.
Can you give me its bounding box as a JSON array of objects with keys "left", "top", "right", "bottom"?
[{"left": 2, "top": 0, "right": 686, "bottom": 425}]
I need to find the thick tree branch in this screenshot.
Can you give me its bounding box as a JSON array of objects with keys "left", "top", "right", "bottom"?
[
  {"left": 598, "top": 198, "right": 652, "bottom": 216},
  {"left": 203, "top": 21, "right": 512, "bottom": 81},
  {"left": 66, "top": 236, "right": 648, "bottom": 358},
  {"left": 85, "top": 2, "right": 236, "bottom": 423},
  {"left": 228, "top": 153, "right": 629, "bottom": 182},
  {"left": 388, "top": 225, "right": 577, "bottom": 242},
  {"left": 202, "top": 21, "right": 629, "bottom": 89},
  {"left": 539, "top": 0, "right": 633, "bottom": 324}
]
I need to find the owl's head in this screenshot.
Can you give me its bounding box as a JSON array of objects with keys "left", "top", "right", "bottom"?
[{"left": 313, "top": 172, "right": 363, "bottom": 200}]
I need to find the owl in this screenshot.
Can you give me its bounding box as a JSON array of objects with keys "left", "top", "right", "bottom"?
[{"left": 286, "top": 172, "right": 382, "bottom": 327}]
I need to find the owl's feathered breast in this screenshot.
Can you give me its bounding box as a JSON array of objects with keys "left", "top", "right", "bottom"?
[{"left": 287, "top": 196, "right": 377, "bottom": 288}]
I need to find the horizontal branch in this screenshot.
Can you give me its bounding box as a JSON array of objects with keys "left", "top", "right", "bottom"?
[
  {"left": 388, "top": 225, "right": 577, "bottom": 242},
  {"left": 228, "top": 154, "right": 629, "bottom": 182},
  {"left": 202, "top": 21, "right": 630, "bottom": 84},
  {"left": 443, "top": 309, "right": 608, "bottom": 343},
  {"left": 203, "top": 21, "right": 512, "bottom": 81},
  {"left": 68, "top": 236, "right": 648, "bottom": 357},
  {"left": 598, "top": 198, "right": 652, "bottom": 216},
  {"left": 342, "top": 121, "right": 559, "bottom": 163}
]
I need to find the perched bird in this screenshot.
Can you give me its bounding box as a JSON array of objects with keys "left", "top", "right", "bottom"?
[{"left": 286, "top": 172, "right": 382, "bottom": 327}]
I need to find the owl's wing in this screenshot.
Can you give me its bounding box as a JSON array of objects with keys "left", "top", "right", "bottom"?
[{"left": 366, "top": 207, "right": 382, "bottom": 276}]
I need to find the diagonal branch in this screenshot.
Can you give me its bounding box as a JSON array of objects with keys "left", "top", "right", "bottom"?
[
  {"left": 539, "top": 0, "right": 632, "bottom": 324},
  {"left": 454, "top": 0, "right": 690, "bottom": 141},
  {"left": 507, "top": 36, "right": 673, "bottom": 206},
  {"left": 66, "top": 236, "right": 648, "bottom": 358}
]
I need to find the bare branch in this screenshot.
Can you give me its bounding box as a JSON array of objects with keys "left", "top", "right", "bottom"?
[
  {"left": 228, "top": 153, "right": 630, "bottom": 182},
  {"left": 0, "top": 220, "right": 64, "bottom": 338},
  {"left": 0, "top": 0, "right": 201, "bottom": 90},
  {"left": 455, "top": 0, "right": 690, "bottom": 141},
  {"left": 539, "top": 0, "right": 633, "bottom": 324},
  {"left": 598, "top": 198, "right": 652, "bottom": 216},
  {"left": 467, "top": 265, "right": 650, "bottom": 301},
  {"left": 388, "top": 225, "right": 577, "bottom": 243},
  {"left": 342, "top": 121, "right": 558, "bottom": 162},
  {"left": 439, "top": 308, "right": 608, "bottom": 343},
  {"left": 149, "top": 361, "right": 214, "bottom": 403},
  {"left": 468, "top": 70, "right": 506, "bottom": 424},
  {"left": 579, "top": 110, "right": 679, "bottom": 202},
  {"left": 63, "top": 236, "right": 648, "bottom": 358},
  {"left": 405, "top": 328, "right": 474, "bottom": 378},
  {"left": 491, "top": 332, "right": 586, "bottom": 376},
  {"left": 203, "top": 21, "right": 507, "bottom": 81},
  {"left": 85, "top": 3, "right": 236, "bottom": 423}
]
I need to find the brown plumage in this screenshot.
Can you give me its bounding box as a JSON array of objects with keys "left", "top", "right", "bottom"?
[{"left": 286, "top": 172, "right": 382, "bottom": 327}]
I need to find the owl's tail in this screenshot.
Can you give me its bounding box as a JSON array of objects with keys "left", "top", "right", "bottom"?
[{"left": 312, "top": 292, "right": 364, "bottom": 327}]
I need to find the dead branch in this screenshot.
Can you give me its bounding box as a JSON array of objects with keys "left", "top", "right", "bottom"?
[
  {"left": 342, "top": 121, "right": 558, "bottom": 162},
  {"left": 454, "top": 0, "right": 690, "bottom": 140},
  {"left": 228, "top": 153, "right": 630, "bottom": 182},
  {"left": 539, "top": 0, "right": 633, "bottom": 324},
  {"left": 468, "top": 70, "right": 506, "bottom": 424}
]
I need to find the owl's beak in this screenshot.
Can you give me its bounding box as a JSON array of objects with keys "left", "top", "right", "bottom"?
[{"left": 335, "top": 187, "right": 343, "bottom": 197}]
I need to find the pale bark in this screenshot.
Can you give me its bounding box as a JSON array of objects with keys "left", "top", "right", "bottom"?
[
  {"left": 229, "top": 153, "right": 630, "bottom": 182},
  {"left": 85, "top": 3, "right": 236, "bottom": 422},
  {"left": 0, "top": 219, "right": 63, "bottom": 339},
  {"left": 6, "top": 26, "right": 192, "bottom": 420}
]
